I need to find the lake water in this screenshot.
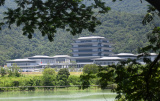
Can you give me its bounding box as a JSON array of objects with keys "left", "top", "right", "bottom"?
[{"left": 0, "top": 90, "right": 116, "bottom": 101}]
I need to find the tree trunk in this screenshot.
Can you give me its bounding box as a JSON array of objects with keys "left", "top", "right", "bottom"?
[{"left": 146, "top": 0, "right": 160, "bottom": 12}]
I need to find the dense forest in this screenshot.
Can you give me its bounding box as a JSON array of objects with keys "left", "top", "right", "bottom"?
[{"left": 0, "top": 0, "right": 153, "bottom": 66}]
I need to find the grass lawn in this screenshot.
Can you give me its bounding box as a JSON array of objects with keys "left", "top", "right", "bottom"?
[
  {"left": 70, "top": 72, "right": 82, "bottom": 76},
  {"left": 21, "top": 72, "right": 82, "bottom": 76}
]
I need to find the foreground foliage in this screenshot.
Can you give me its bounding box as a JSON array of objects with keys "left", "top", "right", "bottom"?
[
  {"left": 0, "top": 0, "right": 110, "bottom": 41},
  {"left": 0, "top": 68, "right": 81, "bottom": 91},
  {"left": 80, "top": 62, "right": 160, "bottom": 101}
]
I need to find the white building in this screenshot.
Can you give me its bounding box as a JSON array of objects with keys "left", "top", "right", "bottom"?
[
  {"left": 71, "top": 36, "right": 113, "bottom": 66},
  {"left": 6, "top": 36, "right": 158, "bottom": 71},
  {"left": 72, "top": 36, "right": 113, "bottom": 57},
  {"left": 93, "top": 57, "right": 125, "bottom": 66},
  {"left": 6, "top": 58, "right": 39, "bottom": 72},
  {"left": 93, "top": 53, "right": 157, "bottom": 66},
  {"left": 6, "top": 55, "right": 73, "bottom": 72}
]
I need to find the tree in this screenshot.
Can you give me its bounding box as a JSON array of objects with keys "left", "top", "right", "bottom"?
[
  {"left": 8, "top": 64, "right": 21, "bottom": 77},
  {"left": 80, "top": 73, "right": 96, "bottom": 89},
  {"left": 97, "top": 60, "right": 160, "bottom": 101},
  {"left": 57, "top": 68, "right": 70, "bottom": 86},
  {"left": 112, "top": 0, "right": 160, "bottom": 13},
  {"left": 0, "top": 67, "right": 7, "bottom": 77},
  {"left": 144, "top": 0, "right": 160, "bottom": 12},
  {"left": 42, "top": 68, "right": 56, "bottom": 89},
  {"left": 80, "top": 64, "right": 98, "bottom": 89},
  {"left": 0, "top": 1, "right": 159, "bottom": 41},
  {"left": 83, "top": 64, "right": 99, "bottom": 74},
  {"left": 68, "top": 75, "right": 81, "bottom": 85},
  {"left": 0, "top": 0, "right": 110, "bottom": 41},
  {"left": 1, "top": 0, "right": 160, "bottom": 100}
]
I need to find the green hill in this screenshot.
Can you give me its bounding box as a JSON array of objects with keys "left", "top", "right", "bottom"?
[
  {"left": 0, "top": 0, "right": 153, "bottom": 66},
  {"left": 0, "top": 10, "right": 152, "bottom": 66}
]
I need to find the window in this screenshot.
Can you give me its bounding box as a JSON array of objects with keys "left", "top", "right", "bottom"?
[
  {"left": 80, "top": 40, "right": 91, "bottom": 43},
  {"left": 79, "top": 49, "right": 92, "bottom": 52},
  {"left": 104, "top": 50, "right": 109, "bottom": 52},
  {"left": 98, "top": 48, "right": 101, "bottom": 52},
  {"left": 98, "top": 43, "right": 101, "bottom": 46},
  {"left": 79, "top": 54, "right": 92, "bottom": 56},
  {"left": 104, "top": 54, "right": 109, "bottom": 56},
  {"left": 76, "top": 59, "right": 93, "bottom": 62},
  {"left": 78, "top": 45, "right": 92, "bottom": 47},
  {"left": 104, "top": 45, "right": 109, "bottom": 47}
]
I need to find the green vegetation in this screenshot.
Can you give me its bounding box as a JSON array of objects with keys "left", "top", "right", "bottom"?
[
  {"left": 0, "top": 65, "right": 114, "bottom": 91},
  {"left": 0, "top": 68, "right": 82, "bottom": 91},
  {"left": 57, "top": 68, "right": 70, "bottom": 86},
  {"left": 0, "top": 0, "right": 160, "bottom": 100},
  {"left": 83, "top": 64, "right": 98, "bottom": 74},
  {"left": 8, "top": 64, "right": 21, "bottom": 77},
  {"left": 0, "top": 0, "right": 110, "bottom": 41},
  {"left": 0, "top": 0, "right": 153, "bottom": 66},
  {"left": 42, "top": 68, "right": 56, "bottom": 89},
  {"left": 0, "top": 67, "right": 7, "bottom": 77},
  {"left": 80, "top": 62, "right": 160, "bottom": 101},
  {"left": 0, "top": 11, "right": 152, "bottom": 66}
]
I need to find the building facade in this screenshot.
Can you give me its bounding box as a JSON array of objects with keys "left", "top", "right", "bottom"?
[
  {"left": 6, "top": 55, "right": 72, "bottom": 72},
  {"left": 6, "top": 36, "right": 158, "bottom": 72},
  {"left": 71, "top": 36, "right": 113, "bottom": 65},
  {"left": 72, "top": 36, "right": 113, "bottom": 57}
]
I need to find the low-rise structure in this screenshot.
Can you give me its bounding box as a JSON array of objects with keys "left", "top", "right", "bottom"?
[
  {"left": 93, "top": 57, "right": 125, "bottom": 66},
  {"left": 6, "top": 36, "right": 158, "bottom": 71}
]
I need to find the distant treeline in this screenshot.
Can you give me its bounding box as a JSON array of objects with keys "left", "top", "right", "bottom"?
[{"left": 0, "top": 65, "right": 103, "bottom": 91}]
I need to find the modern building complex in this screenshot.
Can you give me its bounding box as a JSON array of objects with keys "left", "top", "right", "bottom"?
[
  {"left": 7, "top": 55, "right": 72, "bottom": 72},
  {"left": 71, "top": 36, "right": 113, "bottom": 67},
  {"left": 72, "top": 36, "right": 113, "bottom": 57},
  {"left": 6, "top": 36, "right": 157, "bottom": 72}
]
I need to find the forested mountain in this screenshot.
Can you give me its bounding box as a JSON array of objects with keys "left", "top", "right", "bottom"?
[
  {"left": 83, "top": 0, "right": 149, "bottom": 14},
  {"left": 0, "top": 0, "right": 152, "bottom": 66},
  {"left": 0, "top": 0, "right": 149, "bottom": 14}
]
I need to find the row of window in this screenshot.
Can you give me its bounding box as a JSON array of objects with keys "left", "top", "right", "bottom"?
[
  {"left": 77, "top": 54, "right": 109, "bottom": 56},
  {"left": 76, "top": 59, "right": 93, "bottom": 62},
  {"left": 78, "top": 45, "right": 92, "bottom": 47},
  {"left": 79, "top": 54, "right": 92, "bottom": 56},
  {"left": 95, "top": 62, "right": 115, "bottom": 65},
  {"left": 11, "top": 63, "right": 34, "bottom": 66},
  {"left": 78, "top": 49, "right": 92, "bottom": 52},
  {"left": 73, "top": 49, "right": 110, "bottom": 52},
  {"left": 74, "top": 44, "right": 109, "bottom": 47}
]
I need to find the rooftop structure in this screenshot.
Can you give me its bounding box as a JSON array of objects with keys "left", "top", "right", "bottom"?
[
  {"left": 53, "top": 55, "right": 71, "bottom": 58},
  {"left": 72, "top": 36, "right": 113, "bottom": 64},
  {"left": 77, "top": 36, "right": 105, "bottom": 40},
  {"left": 6, "top": 36, "right": 158, "bottom": 72},
  {"left": 92, "top": 57, "right": 125, "bottom": 66}
]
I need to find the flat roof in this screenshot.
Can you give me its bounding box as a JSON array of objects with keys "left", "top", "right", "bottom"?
[
  {"left": 77, "top": 36, "right": 105, "bottom": 40},
  {"left": 53, "top": 55, "right": 71, "bottom": 58},
  {"left": 28, "top": 55, "right": 54, "bottom": 59},
  {"left": 7, "top": 59, "right": 36, "bottom": 62},
  {"left": 92, "top": 57, "right": 125, "bottom": 61},
  {"left": 70, "top": 56, "right": 101, "bottom": 59},
  {"left": 117, "top": 53, "right": 137, "bottom": 56},
  {"left": 149, "top": 53, "right": 157, "bottom": 56},
  {"left": 138, "top": 53, "right": 157, "bottom": 56},
  {"left": 32, "top": 55, "right": 49, "bottom": 58}
]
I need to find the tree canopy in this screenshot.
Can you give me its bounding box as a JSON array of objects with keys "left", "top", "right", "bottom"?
[
  {"left": 83, "top": 64, "right": 98, "bottom": 74},
  {"left": 1, "top": 0, "right": 160, "bottom": 100},
  {"left": 0, "top": 0, "right": 111, "bottom": 41},
  {"left": 0, "top": 0, "right": 159, "bottom": 41},
  {"left": 57, "top": 68, "right": 70, "bottom": 86}
]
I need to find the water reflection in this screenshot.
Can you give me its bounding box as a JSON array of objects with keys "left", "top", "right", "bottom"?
[{"left": 0, "top": 90, "right": 116, "bottom": 101}]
